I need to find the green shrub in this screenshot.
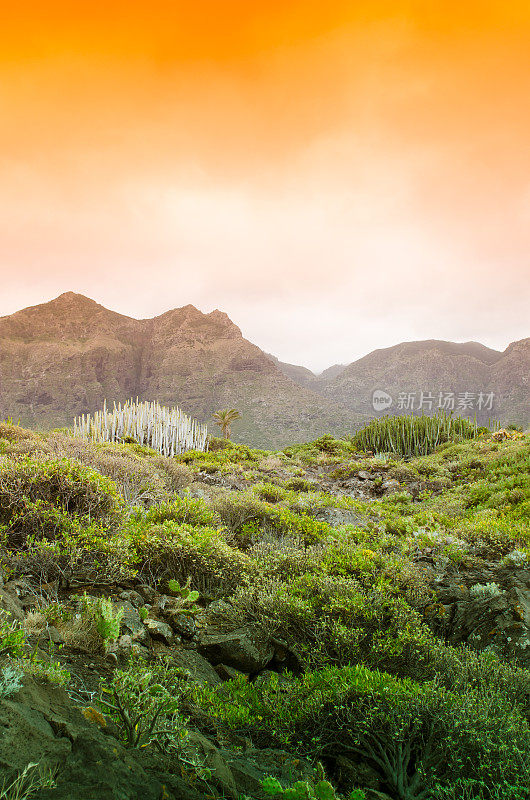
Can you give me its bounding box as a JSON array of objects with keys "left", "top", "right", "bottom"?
[
  {"left": 254, "top": 482, "right": 288, "bottom": 503},
  {"left": 0, "top": 457, "right": 122, "bottom": 544},
  {"left": 5, "top": 521, "right": 136, "bottom": 584},
  {"left": 196, "top": 665, "right": 530, "bottom": 800},
  {"left": 231, "top": 573, "right": 433, "bottom": 670},
  {"left": 213, "top": 492, "right": 330, "bottom": 545},
  {"left": 130, "top": 521, "right": 253, "bottom": 595},
  {"left": 98, "top": 660, "right": 190, "bottom": 749},
  {"left": 432, "top": 779, "right": 529, "bottom": 800},
  {"left": 136, "top": 496, "right": 215, "bottom": 527},
  {"left": 285, "top": 477, "right": 314, "bottom": 492}
]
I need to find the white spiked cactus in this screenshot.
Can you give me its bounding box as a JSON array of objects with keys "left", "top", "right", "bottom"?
[{"left": 73, "top": 398, "right": 208, "bottom": 456}]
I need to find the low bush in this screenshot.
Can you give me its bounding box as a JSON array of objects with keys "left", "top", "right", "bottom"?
[
  {"left": 0, "top": 457, "right": 122, "bottom": 545},
  {"left": 254, "top": 482, "right": 288, "bottom": 503},
  {"left": 130, "top": 521, "right": 253, "bottom": 595},
  {"left": 98, "top": 660, "right": 190, "bottom": 750},
  {"left": 135, "top": 496, "right": 215, "bottom": 527},
  {"left": 230, "top": 572, "right": 433, "bottom": 671},
  {"left": 196, "top": 665, "right": 530, "bottom": 800}
]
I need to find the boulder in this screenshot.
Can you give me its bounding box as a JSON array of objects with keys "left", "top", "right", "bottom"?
[
  {"left": 215, "top": 663, "right": 247, "bottom": 681},
  {"left": 168, "top": 649, "right": 222, "bottom": 686},
  {"left": 428, "top": 578, "right": 530, "bottom": 667},
  {"left": 185, "top": 730, "right": 237, "bottom": 798},
  {"left": 39, "top": 625, "right": 65, "bottom": 646},
  {"left": 0, "top": 587, "right": 25, "bottom": 622},
  {"left": 197, "top": 627, "right": 274, "bottom": 673},
  {"left": 118, "top": 589, "right": 144, "bottom": 608},
  {"left": 163, "top": 609, "right": 197, "bottom": 639},
  {"left": 357, "top": 471, "right": 371, "bottom": 481},
  {"left": 220, "top": 747, "right": 314, "bottom": 799},
  {"left": 144, "top": 618, "right": 174, "bottom": 644},
  {"left": 116, "top": 601, "right": 150, "bottom": 644}
]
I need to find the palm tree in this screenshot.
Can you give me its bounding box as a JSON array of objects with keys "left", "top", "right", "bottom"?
[{"left": 212, "top": 408, "right": 241, "bottom": 439}]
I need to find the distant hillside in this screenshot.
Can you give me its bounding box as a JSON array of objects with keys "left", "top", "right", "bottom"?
[
  {"left": 265, "top": 353, "right": 316, "bottom": 388},
  {"left": 313, "top": 339, "right": 528, "bottom": 426},
  {"left": 0, "top": 293, "right": 358, "bottom": 448}
]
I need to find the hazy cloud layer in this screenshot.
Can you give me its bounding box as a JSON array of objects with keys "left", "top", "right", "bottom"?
[{"left": 0, "top": 1, "right": 528, "bottom": 370}]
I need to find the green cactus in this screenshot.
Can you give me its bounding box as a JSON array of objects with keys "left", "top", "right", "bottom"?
[
  {"left": 314, "top": 782, "right": 336, "bottom": 800},
  {"left": 291, "top": 782, "right": 312, "bottom": 800},
  {"left": 94, "top": 597, "right": 124, "bottom": 642},
  {"left": 283, "top": 789, "right": 302, "bottom": 800},
  {"left": 261, "top": 773, "right": 355, "bottom": 800},
  {"left": 262, "top": 776, "right": 284, "bottom": 796},
  {"left": 168, "top": 578, "right": 199, "bottom": 604}
]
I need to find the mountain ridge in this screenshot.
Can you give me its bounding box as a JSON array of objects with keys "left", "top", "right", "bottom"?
[
  {"left": 0, "top": 294, "right": 358, "bottom": 447},
  {"left": 0, "top": 294, "right": 527, "bottom": 442}
]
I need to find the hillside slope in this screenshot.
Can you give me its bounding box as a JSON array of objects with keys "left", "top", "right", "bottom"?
[{"left": 0, "top": 293, "right": 357, "bottom": 447}]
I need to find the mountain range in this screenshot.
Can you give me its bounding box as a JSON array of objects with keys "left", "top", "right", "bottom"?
[{"left": 0, "top": 293, "right": 527, "bottom": 446}]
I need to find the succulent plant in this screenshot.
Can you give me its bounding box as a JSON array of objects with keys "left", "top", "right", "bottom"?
[
  {"left": 168, "top": 578, "right": 199, "bottom": 604},
  {"left": 262, "top": 776, "right": 284, "bottom": 796},
  {"left": 74, "top": 398, "right": 208, "bottom": 457},
  {"left": 314, "top": 781, "right": 336, "bottom": 800},
  {"left": 94, "top": 597, "right": 124, "bottom": 642}
]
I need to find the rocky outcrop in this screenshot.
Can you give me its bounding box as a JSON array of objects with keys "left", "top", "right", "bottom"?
[
  {"left": 0, "top": 679, "right": 166, "bottom": 800},
  {"left": 422, "top": 560, "right": 530, "bottom": 666},
  {"left": 197, "top": 628, "right": 275, "bottom": 674}
]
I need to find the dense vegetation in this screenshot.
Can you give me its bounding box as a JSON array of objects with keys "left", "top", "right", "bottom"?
[{"left": 0, "top": 418, "right": 528, "bottom": 800}]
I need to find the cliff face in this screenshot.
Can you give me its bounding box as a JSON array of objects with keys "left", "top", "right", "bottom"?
[
  {"left": 0, "top": 294, "right": 356, "bottom": 447},
  {"left": 0, "top": 293, "right": 143, "bottom": 429}
]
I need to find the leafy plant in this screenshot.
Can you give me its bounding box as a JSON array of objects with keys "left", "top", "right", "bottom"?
[{"left": 98, "top": 661, "right": 190, "bottom": 750}]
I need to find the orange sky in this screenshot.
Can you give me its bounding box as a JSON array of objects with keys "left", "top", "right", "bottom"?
[{"left": 0, "top": 1, "right": 529, "bottom": 369}]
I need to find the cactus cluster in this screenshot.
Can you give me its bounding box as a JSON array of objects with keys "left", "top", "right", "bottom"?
[
  {"left": 352, "top": 411, "right": 493, "bottom": 457},
  {"left": 74, "top": 398, "right": 208, "bottom": 457},
  {"left": 92, "top": 597, "right": 124, "bottom": 643}
]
